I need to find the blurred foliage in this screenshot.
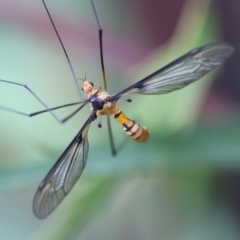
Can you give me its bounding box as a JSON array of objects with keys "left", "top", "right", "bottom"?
[{"left": 0, "top": 0, "right": 240, "bottom": 240}]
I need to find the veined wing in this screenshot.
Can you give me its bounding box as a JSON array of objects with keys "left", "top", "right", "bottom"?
[
  {"left": 33, "top": 113, "right": 96, "bottom": 219},
  {"left": 110, "top": 42, "right": 234, "bottom": 100}
]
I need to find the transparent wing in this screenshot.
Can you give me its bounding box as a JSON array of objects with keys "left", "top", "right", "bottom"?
[
  {"left": 110, "top": 42, "right": 234, "bottom": 100},
  {"left": 33, "top": 114, "right": 96, "bottom": 219}
]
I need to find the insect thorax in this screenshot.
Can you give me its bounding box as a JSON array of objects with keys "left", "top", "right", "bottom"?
[{"left": 90, "top": 91, "right": 118, "bottom": 117}]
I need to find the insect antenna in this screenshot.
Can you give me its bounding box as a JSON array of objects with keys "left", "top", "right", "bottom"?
[
  {"left": 41, "top": 0, "right": 83, "bottom": 100},
  {"left": 77, "top": 73, "right": 88, "bottom": 83}
]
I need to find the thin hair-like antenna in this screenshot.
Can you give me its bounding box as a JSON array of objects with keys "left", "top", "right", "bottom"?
[
  {"left": 42, "top": 0, "right": 83, "bottom": 100},
  {"left": 90, "top": 0, "right": 107, "bottom": 91}
]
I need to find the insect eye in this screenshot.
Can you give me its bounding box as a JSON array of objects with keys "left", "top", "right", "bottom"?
[
  {"left": 81, "top": 87, "right": 84, "bottom": 91},
  {"left": 89, "top": 82, "right": 94, "bottom": 87}
]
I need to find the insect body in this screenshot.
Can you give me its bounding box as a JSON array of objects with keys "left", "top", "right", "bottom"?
[
  {"left": 0, "top": 0, "right": 235, "bottom": 219},
  {"left": 33, "top": 41, "right": 234, "bottom": 219},
  {"left": 84, "top": 81, "right": 149, "bottom": 142}
]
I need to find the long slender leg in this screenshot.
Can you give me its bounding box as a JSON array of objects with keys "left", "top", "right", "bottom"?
[
  {"left": 42, "top": 0, "right": 83, "bottom": 100},
  {"left": 90, "top": 0, "right": 107, "bottom": 91},
  {"left": 90, "top": 0, "right": 117, "bottom": 156},
  {"left": 107, "top": 116, "right": 116, "bottom": 155},
  {"left": 1, "top": 1, "right": 91, "bottom": 122},
  {"left": 29, "top": 100, "right": 88, "bottom": 117},
  {"left": 0, "top": 79, "right": 88, "bottom": 123}
]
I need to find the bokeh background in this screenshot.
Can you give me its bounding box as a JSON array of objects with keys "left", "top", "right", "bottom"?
[{"left": 0, "top": 0, "right": 240, "bottom": 239}]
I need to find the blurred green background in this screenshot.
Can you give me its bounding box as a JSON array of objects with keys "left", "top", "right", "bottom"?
[{"left": 0, "top": 0, "right": 240, "bottom": 239}]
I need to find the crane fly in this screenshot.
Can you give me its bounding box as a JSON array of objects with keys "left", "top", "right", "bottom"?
[{"left": 0, "top": 0, "right": 234, "bottom": 219}]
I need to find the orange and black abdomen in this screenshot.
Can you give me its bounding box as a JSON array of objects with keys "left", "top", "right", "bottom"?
[{"left": 114, "top": 110, "right": 149, "bottom": 142}]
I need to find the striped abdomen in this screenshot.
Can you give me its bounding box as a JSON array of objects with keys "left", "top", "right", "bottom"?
[{"left": 113, "top": 110, "right": 149, "bottom": 142}]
